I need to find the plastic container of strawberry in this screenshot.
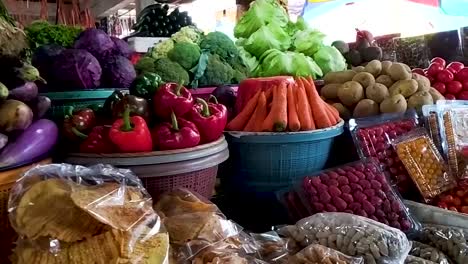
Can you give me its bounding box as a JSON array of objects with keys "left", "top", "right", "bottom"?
[
  {"left": 278, "top": 190, "right": 310, "bottom": 222},
  {"left": 349, "top": 110, "right": 420, "bottom": 199},
  {"left": 296, "top": 158, "right": 421, "bottom": 234}
]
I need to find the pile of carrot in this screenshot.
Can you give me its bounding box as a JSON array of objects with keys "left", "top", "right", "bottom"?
[{"left": 226, "top": 77, "right": 340, "bottom": 132}]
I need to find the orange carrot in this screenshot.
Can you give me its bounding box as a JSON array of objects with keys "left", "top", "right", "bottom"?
[
  {"left": 302, "top": 77, "right": 332, "bottom": 129},
  {"left": 323, "top": 103, "right": 338, "bottom": 125},
  {"left": 324, "top": 102, "right": 340, "bottom": 125},
  {"left": 287, "top": 83, "right": 300, "bottom": 132},
  {"left": 262, "top": 83, "right": 288, "bottom": 132},
  {"left": 226, "top": 90, "right": 261, "bottom": 131},
  {"left": 295, "top": 79, "right": 314, "bottom": 130},
  {"left": 244, "top": 92, "right": 267, "bottom": 132}
]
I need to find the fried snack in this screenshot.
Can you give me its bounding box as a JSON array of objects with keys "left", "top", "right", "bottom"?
[
  {"left": 154, "top": 189, "right": 219, "bottom": 218},
  {"left": 163, "top": 212, "right": 226, "bottom": 244},
  {"left": 15, "top": 179, "right": 106, "bottom": 242},
  {"left": 192, "top": 241, "right": 249, "bottom": 264},
  {"left": 289, "top": 244, "right": 363, "bottom": 264},
  {"left": 113, "top": 228, "right": 169, "bottom": 264},
  {"left": 71, "top": 183, "right": 155, "bottom": 231}
]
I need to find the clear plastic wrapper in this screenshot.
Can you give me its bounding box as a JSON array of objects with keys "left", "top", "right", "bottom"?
[
  {"left": 393, "top": 128, "right": 456, "bottom": 202},
  {"left": 287, "top": 244, "right": 364, "bottom": 264},
  {"left": 8, "top": 163, "right": 170, "bottom": 264},
  {"left": 409, "top": 241, "right": 451, "bottom": 264},
  {"left": 277, "top": 212, "right": 411, "bottom": 264},
  {"left": 349, "top": 110, "right": 419, "bottom": 196},
  {"left": 420, "top": 224, "right": 468, "bottom": 264},
  {"left": 278, "top": 189, "right": 311, "bottom": 222},
  {"left": 295, "top": 159, "right": 420, "bottom": 233},
  {"left": 250, "top": 231, "right": 290, "bottom": 263},
  {"left": 190, "top": 238, "right": 267, "bottom": 264},
  {"left": 405, "top": 255, "right": 439, "bottom": 264},
  {"left": 422, "top": 105, "right": 443, "bottom": 154}
]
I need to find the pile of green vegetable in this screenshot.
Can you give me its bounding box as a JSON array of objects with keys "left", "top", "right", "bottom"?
[
  {"left": 135, "top": 26, "right": 249, "bottom": 88},
  {"left": 25, "top": 21, "right": 83, "bottom": 50},
  {"left": 235, "top": 0, "right": 347, "bottom": 79},
  {"left": 0, "top": 1, "right": 27, "bottom": 58}
]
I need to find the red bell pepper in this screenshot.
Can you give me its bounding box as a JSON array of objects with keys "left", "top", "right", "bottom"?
[
  {"left": 152, "top": 112, "right": 200, "bottom": 150},
  {"left": 63, "top": 107, "right": 96, "bottom": 141},
  {"left": 153, "top": 83, "right": 194, "bottom": 119},
  {"left": 109, "top": 107, "right": 153, "bottom": 153},
  {"left": 79, "top": 126, "right": 115, "bottom": 153},
  {"left": 189, "top": 96, "right": 227, "bottom": 143}
]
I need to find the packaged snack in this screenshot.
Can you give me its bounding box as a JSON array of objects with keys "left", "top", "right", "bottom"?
[
  {"left": 288, "top": 244, "right": 364, "bottom": 264},
  {"left": 393, "top": 128, "right": 456, "bottom": 202},
  {"left": 9, "top": 164, "right": 170, "bottom": 264},
  {"left": 408, "top": 241, "right": 451, "bottom": 264},
  {"left": 420, "top": 224, "right": 468, "bottom": 264},
  {"left": 349, "top": 110, "right": 419, "bottom": 196},
  {"left": 422, "top": 105, "right": 443, "bottom": 153},
  {"left": 278, "top": 212, "right": 411, "bottom": 264},
  {"left": 250, "top": 231, "right": 290, "bottom": 263},
  {"left": 191, "top": 239, "right": 267, "bottom": 264},
  {"left": 405, "top": 255, "right": 438, "bottom": 264},
  {"left": 296, "top": 159, "right": 419, "bottom": 232}
]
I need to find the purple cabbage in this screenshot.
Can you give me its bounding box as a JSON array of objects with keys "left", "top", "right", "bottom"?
[
  {"left": 31, "top": 44, "right": 65, "bottom": 83},
  {"left": 111, "top": 37, "right": 132, "bottom": 59},
  {"left": 101, "top": 55, "right": 136, "bottom": 88},
  {"left": 74, "top": 28, "right": 115, "bottom": 60}
]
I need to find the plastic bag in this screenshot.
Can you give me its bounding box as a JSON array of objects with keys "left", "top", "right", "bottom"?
[
  {"left": 422, "top": 105, "right": 443, "bottom": 154},
  {"left": 9, "top": 163, "right": 169, "bottom": 264},
  {"left": 420, "top": 224, "right": 468, "bottom": 264},
  {"left": 405, "top": 255, "right": 439, "bottom": 264},
  {"left": 349, "top": 110, "right": 420, "bottom": 197},
  {"left": 250, "top": 231, "right": 290, "bottom": 263},
  {"left": 191, "top": 238, "right": 268, "bottom": 264},
  {"left": 287, "top": 244, "right": 364, "bottom": 264},
  {"left": 278, "top": 212, "right": 411, "bottom": 264},
  {"left": 293, "top": 158, "right": 420, "bottom": 233},
  {"left": 408, "top": 241, "right": 451, "bottom": 264},
  {"left": 393, "top": 128, "right": 456, "bottom": 202}
]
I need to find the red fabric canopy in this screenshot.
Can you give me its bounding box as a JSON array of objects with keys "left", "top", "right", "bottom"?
[{"left": 407, "top": 0, "right": 439, "bottom": 7}]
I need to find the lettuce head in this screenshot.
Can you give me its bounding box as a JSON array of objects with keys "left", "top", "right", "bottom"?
[
  {"left": 313, "top": 46, "right": 347, "bottom": 75},
  {"left": 253, "top": 49, "right": 322, "bottom": 78},
  {"left": 293, "top": 29, "right": 326, "bottom": 56},
  {"left": 244, "top": 22, "right": 291, "bottom": 58}
]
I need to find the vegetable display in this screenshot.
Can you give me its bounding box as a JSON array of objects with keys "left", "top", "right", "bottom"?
[
  {"left": 333, "top": 29, "right": 383, "bottom": 67},
  {"left": 24, "top": 21, "right": 82, "bottom": 50},
  {"left": 0, "top": 1, "right": 27, "bottom": 58}
]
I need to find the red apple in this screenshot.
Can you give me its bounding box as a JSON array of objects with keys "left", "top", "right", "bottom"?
[
  {"left": 462, "top": 80, "right": 468, "bottom": 90},
  {"left": 447, "top": 62, "right": 465, "bottom": 73},
  {"left": 433, "top": 82, "right": 446, "bottom": 94},
  {"left": 458, "top": 91, "right": 468, "bottom": 100},
  {"left": 436, "top": 69, "right": 454, "bottom": 83},
  {"left": 447, "top": 81, "right": 463, "bottom": 95},
  {"left": 445, "top": 94, "right": 456, "bottom": 100},
  {"left": 412, "top": 68, "right": 426, "bottom": 76},
  {"left": 431, "top": 57, "right": 446, "bottom": 67},
  {"left": 456, "top": 68, "right": 468, "bottom": 82},
  {"left": 427, "top": 63, "right": 445, "bottom": 77}
]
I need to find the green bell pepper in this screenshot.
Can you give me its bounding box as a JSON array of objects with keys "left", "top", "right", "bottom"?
[{"left": 129, "top": 72, "right": 163, "bottom": 99}]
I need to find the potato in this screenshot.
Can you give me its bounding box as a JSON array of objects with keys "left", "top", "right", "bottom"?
[
  {"left": 412, "top": 73, "right": 431, "bottom": 92},
  {"left": 380, "top": 94, "right": 408, "bottom": 113},
  {"left": 375, "top": 75, "right": 394, "bottom": 88},
  {"left": 352, "top": 66, "right": 365, "bottom": 72},
  {"left": 353, "top": 99, "right": 379, "bottom": 118},
  {"left": 352, "top": 72, "right": 375, "bottom": 88},
  {"left": 408, "top": 91, "right": 434, "bottom": 111},
  {"left": 332, "top": 103, "right": 351, "bottom": 120},
  {"left": 366, "top": 83, "right": 389, "bottom": 103},
  {"left": 389, "top": 79, "right": 418, "bottom": 97},
  {"left": 389, "top": 63, "right": 412, "bottom": 81},
  {"left": 429, "top": 87, "right": 445, "bottom": 102},
  {"left": 364, "top": 60, "right": 382, "bottom": 77},
  {"left": 324, "top": 70, "right": 357, "bottom": 84},
  {"left": 320, "top": 84, "right": 341, "bottom": 99},
  {"left": 381, "top": 61, "right": 393, "bottom": 75},
  {"left": 0, "top": 99, "right": 33, "bottom": 132},
  {"left": 337, "top": 81, "right": 364, "bottom": 106},
  {"left": 401, "top": 63, "right": 412, "bottom": 73}
]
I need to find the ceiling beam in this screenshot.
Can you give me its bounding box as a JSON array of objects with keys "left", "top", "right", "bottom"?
[{"left": 91, "top": 0, "right": 134, "bottom": 18}]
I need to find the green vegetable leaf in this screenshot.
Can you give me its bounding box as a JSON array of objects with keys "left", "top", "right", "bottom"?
[
  {"left": 254, "top": 49, "right": 322, "bottom": 78},
  {"left": 244, "top": 22, "right": 291, "bottom": 58},
  {"left": 190, "top": 52, "right": 210, "bottom": 88},
  {"left": 293, "top": 29, "right": 326, "bottom": 56},
  {"left": 313, "top": 46, "right": 347, "bottom": 75},
  {"left": 238, "top": 46, "right": 258, "bottom": 73}
]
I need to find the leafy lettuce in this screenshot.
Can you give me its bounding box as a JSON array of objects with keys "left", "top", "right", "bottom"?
[
  {"left": 253, "top": 49, "right": 322, "bottom": 78},
  {"left": 293, "top": 29, "right": 326, "bottom": 56},
  {"left": 313, "top": 46, "right": 347, "bottom": 75},
  {"left": 243, "top": 22, "right": 291, "bottom": 58}
]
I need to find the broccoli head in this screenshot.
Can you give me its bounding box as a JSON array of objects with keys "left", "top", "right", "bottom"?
[
  {"left": 168, "top": 42, "right": 201, "bottom": 70},
  {"left": 134, "top": 57, "right": 155, "bottom": 75},
  {"left": 198, "top": 54, "right": 234, "bottom": 87},
  {"left": 171, "top": 26, "right": 204, "bottom": 44},
  {"left": 199, "top": 32, "right": 239, "bottom": 64},
  {"left": 154, "top": 58, "right": 190, "bottom": 86},
  {"left": 149, "top": 39, "right": 174, "bottom": 59}
]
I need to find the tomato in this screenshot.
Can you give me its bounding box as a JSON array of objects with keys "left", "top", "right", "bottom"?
[
  {"left": 461, "top": 146, "right": 468, "bottom": 158},
  {"left": 431, "top": 57, "right": 446, "bottom": 67},
  {"left": 447, "top": 81, "right": 463, "bottom": 95},
  {"left": 453, "top": 197, "right": 462, "bottom": 206},
  {"left": 445, "top": 94, "right": 456, "bottom": 100},
  {"left": 447, "top": 62, "right": 465, "bottom": 73},
  {"left": 442, "top": 194, "right": 455, "bottom": 203},
  {"left": 449, "top": 206, "right": 459, "bottom": 212},
  {"left": 456, "top": 189, "right": 466, "bottom": 197},
  {"left": 462, "top": 206, "right": 468, "bottom": 214},
  {"left": 427, "top": 63, "right": 445, "bottom": 77},
  {"left": 437, "top": 69, "right": 455, "bottom": 83},
  {"left": 457, "top": 68, "right": 468, "bottom": 82},
  {"left": 433, "top": 82, "right": 446, "bottom": 94},
  {"left": 427, "top": 75, "right": 435, "bottom": 84},
  {"left": 458, "top": 91, "right": 468, "bottom": 100},
  {"left": 437, "top": 202, "right": 448, "bottom": 209},
  {"left": 412, "top": 68, "right": 426, "bottom": 76}
]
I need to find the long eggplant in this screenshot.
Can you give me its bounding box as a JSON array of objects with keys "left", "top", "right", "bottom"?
[
  {"left": 9, "top": 82, "right": 38, "bottom": 102},
  {"left": 0, "top": 119, "right": 58, "bottom": 167}
]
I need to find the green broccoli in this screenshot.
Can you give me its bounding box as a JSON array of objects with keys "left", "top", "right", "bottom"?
[
  {"left": 199, "top": 32, "right": 239, "bottom": 64},
  {"left": 134, "top": 57, "right": 155, "bottom": 75},
  {"left": 167, "top": 42, "right": 201, "bottom": 70},
  {"left": 154, "top": 58, "right": 190, "bottom": 86},
  {"left": 198, "top": 54, "right": 234, "bottom": 87}
]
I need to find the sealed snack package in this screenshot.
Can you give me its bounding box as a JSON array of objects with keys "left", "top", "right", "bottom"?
[
  {"left": 250, "top": 231, "right": 290, "bottom": 263},
  {"left": 8, "top": 163, "right": 170, "bottom": 264},
  {"left": 393, "top": 128, "right": 456, "bottom": 202},
  {"left": 191, "top": 239, "right": 267, "bottom": 264},
  {"left": 295, "top": 159, "right": 419, "bottom": 233},
  {"left": 349, "top": 110, "right": 419, "bottom": 196},
  {"left": 422, "top": 105, "right": 443, "bottom": 153},
  {"left": 405, "top": 255, "right": 438, "bottom": 264},
  {"left": 287, "top": 244, "right": 364, "bottom": 264},
  {"left": 278, "top": 212, "right": 411, "bottom": 264},
  {"left": 420, "top": 224, "right": 468, "bottom": 264},
  {"left": 408, "top": 241, "right": 451, "bottom": 264}
]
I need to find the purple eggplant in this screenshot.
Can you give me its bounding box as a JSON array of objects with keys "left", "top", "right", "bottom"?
[
  {"left": 0, "top": 119, "right": 58, "bottom": 167},
  {"left": 9, "top": 82, "right": 38, "bottom": 102},
  {"left": 28, "top": 96, "right": 51, "bottom": 120},
  {"left": 0, "top": 133, "right": 7, "bottom": 151}
]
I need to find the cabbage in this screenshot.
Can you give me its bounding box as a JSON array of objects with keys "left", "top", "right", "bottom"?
[
  {"left": 101, "top": 55, "right": 136, "bottom": 88},
  {"left": 234, "top": 0, "right": 289, "bottom": 39},
  {"left": 31, "top": 44, "right": 65, "bottom": 83},
  {"left": 111, "top": 37, "right": 132, "bottom": 59},
  {"left": 238, "top": 46, "right": 258, "bottom": 73},
  {"left": 293, "top": 29, "right": 326, "bottom": 56},
  {"left": 285, "top": 16, "right": 309, "bottom": 37},
  {"left": 244, "top": 22, "right": 291, "bottom": 58},
  {"left": 50, "top": 49, "right": 102, "bottom": 89},
  {"left": 254, "top": 49, "right": 322, "bottom": 78},
  {"left": 74, "top": 29, "right": 115, "bottom": 60},
  {"left": 313, "top": 46, "right": 347, "bottom": 75}
]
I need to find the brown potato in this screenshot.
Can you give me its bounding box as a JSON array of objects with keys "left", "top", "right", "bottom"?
[
  {"left": 429, "top": 87, "right": 445, "bottom": 102},
  {"left": 380, "top": 94, "right": 408, "bottom": 113},
  {"left": 320, "top": 84, "right": 341, "bottom": 99},
  {"left": 324, "top": 70, "right": 357, "bottom": 84},
  {"left": 332, "top": 103, "right": 351, "bottom": 120},
  {"left": 389, "top": 80, "right": 418, "bottom": 97},
  {"left": 389, "top": 63, "right": 412, "bottom": 81},
  {"left": 407, "top": 91, "right": 434, "bottom": 111},
  {"left": 381, "top": 61, "right": 393, "bottom": 75},
  {"left": 364, "top": 60, "right": 382, "bottom": 77},
  {"left": 352, "top": 72, "right": 375, "bottom": 88},
  {"left": 366, "top": 83, "right": 389, "bottom": 103},
  {"left": 337, "top": 81, "right": 364, "bottom": 106},
  {"left": 352, "top": 66, "right": 365, "bottom": 72},
  {"left": 412, "top": 73, "right": 431, "bottom": 92},
  {"left": 376, "top": 75, "right": 394, "bottom": 88},
  {"left": 353, "top": 99, "right": 379, "bottom": 118}
]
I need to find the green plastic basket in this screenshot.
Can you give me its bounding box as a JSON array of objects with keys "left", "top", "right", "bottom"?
[{"left": 41, "top": 89, "right": 127, "bottom": 120}]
